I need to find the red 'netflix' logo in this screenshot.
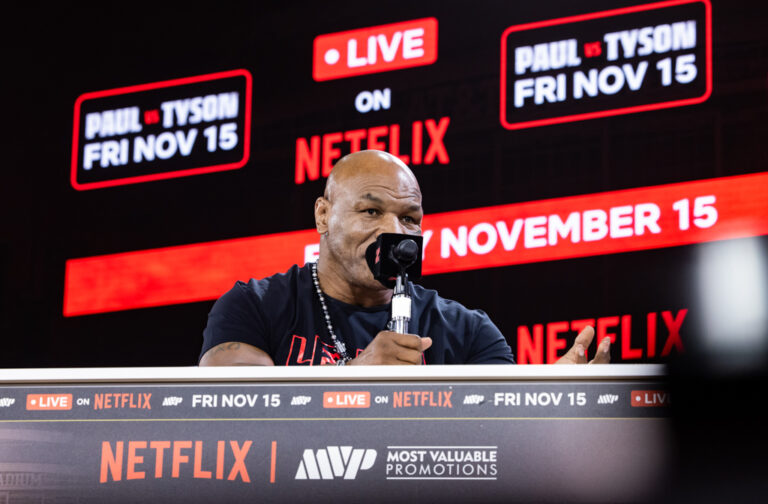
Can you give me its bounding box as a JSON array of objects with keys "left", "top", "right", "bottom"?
[
  {"left": 295, "top": 117, "right": 450, "bottom": 184},
  {"left": 516, "top": 309, "right": 687, "bottom": 364},
  {"left": 100, "top": 440, "right": 259, "bottom": 483},
  {"left": 313, "top": 18, "right": 438, "bottom": 81}
]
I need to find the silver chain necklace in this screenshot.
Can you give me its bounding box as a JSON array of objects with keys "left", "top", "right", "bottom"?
[{"left": 311, "top": 262, "right": 351, "bottom": 365}]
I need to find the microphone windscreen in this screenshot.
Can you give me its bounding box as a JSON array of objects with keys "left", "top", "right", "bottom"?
[
  {"left": 392, "top": 239, "right": 419, "bottom": 266},
  {"left": 365, "top": 233, "right": 423, "bottom": 288}
]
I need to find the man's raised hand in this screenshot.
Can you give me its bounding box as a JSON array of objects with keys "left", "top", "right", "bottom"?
[{"left": 555, "top": 326, "right": 611, "bottom": 364}]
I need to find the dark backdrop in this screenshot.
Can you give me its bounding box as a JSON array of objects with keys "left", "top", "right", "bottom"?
[{"left": 1, "top": 0, "right": 766, "bottom": 368}]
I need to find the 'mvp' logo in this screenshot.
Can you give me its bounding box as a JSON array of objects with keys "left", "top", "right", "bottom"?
[{"left": 295, "top": 446, "right": 377, "bottom": 480}]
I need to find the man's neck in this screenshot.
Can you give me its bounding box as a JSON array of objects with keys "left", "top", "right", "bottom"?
[{"left": 315, "top": 261, "right": 392, "bottom": 308}]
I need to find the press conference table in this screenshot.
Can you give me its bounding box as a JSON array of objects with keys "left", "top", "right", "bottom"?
[{"left": 0, "top": 365, "right": 670, "bottom": 503}]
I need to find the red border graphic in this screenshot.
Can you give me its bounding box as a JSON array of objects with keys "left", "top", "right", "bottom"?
[
  {"left": 71, "top": 69, "right": 252, "bottom": 190},
  {"left": 499, "top": 0, "right": 712, "bottom": 130}
]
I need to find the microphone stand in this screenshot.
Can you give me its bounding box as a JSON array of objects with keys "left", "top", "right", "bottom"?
[{"left": 390, "top": 269, "right": 411, "bottom": 334}]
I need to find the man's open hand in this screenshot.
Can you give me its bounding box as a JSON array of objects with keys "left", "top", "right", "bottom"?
[
  {"left": 555, "top": 326, "right": 611, "bottom": 364},
  {"left": 348, "top": 331, "right": 432, "bottom": 365}
]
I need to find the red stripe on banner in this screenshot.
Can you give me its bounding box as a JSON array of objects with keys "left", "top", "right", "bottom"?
[
  {"left": 63, "top": 230, "right": 319, "bottom": 316},
  {"left": 63, "top": 172, "right": 768, "bottom": 316},
  {"left": 421, "top": 172, "right": 768, "bottom": 274}
]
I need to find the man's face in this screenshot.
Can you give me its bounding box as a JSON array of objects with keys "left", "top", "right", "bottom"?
[{"left": 319, "top": 161, "right": 423, "bottom": 293}]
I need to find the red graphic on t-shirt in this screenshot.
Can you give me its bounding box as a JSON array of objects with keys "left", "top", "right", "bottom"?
[
  {"left": 286, "top": 334, "right": 319, "bottom": 365},
  {"left": 286, "top": 334, "right": 366, "bottom": 365},
  {"left": 286, "top": 334, "right": 359, "bottom": 365}
]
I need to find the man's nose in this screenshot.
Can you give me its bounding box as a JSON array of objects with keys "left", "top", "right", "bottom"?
[{"left": 380, "top": 214, "right": 405, "bottom": 235}]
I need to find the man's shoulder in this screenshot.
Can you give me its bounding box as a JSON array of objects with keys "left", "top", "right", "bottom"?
[
  {"left": 411, "top": 283, "right": 514, "bottom": 364},
  {"left": 237, "top": 263, "right": 310, "bottom": 299},
  {"left": 411, "top": 283, "right": 488, "bottom": 320}
]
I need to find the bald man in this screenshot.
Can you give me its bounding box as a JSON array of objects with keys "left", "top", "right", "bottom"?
[{"left": 199, "top": 150, "right": 610, "bottom": 366}]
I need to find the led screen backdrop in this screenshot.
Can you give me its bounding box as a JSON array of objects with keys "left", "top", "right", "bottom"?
[{"left": 2, "top": 0, "right": 767, "bottom": 367}]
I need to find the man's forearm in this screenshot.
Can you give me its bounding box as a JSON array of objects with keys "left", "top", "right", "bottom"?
[{"left": 199, "top": 341, "right": 275, "bottom": 366}]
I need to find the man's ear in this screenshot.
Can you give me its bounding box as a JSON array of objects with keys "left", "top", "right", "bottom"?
[{"left": 314, "top": 197, "right": 330, "bottom": 234}]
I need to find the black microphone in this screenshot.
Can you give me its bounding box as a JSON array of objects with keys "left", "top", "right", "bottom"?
[
  {"left": 391, "top": 239, "right": 419, "bottom": 269},
  {"left": 365, "top": 233, "right": 423, "bottom": 334},
  {"left": 365, "top": 233, "right": 423, "bottom": 288}
]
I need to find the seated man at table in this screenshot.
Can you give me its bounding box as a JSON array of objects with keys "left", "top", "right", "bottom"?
[{"left": 199, "top": 150, "right": 611, "bottom": 366}]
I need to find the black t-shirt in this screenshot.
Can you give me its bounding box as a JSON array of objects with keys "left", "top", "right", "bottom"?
[{"left": 200, "top": 264, "right": 515, "bottom": 365}]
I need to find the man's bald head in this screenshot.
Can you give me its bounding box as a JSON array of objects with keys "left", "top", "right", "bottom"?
[
  {"left": 313, "top": 149, "right": 423, "bottom": 306},
  {"left": 324, "top": 150, "right": 421, "bottom": 201}
]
